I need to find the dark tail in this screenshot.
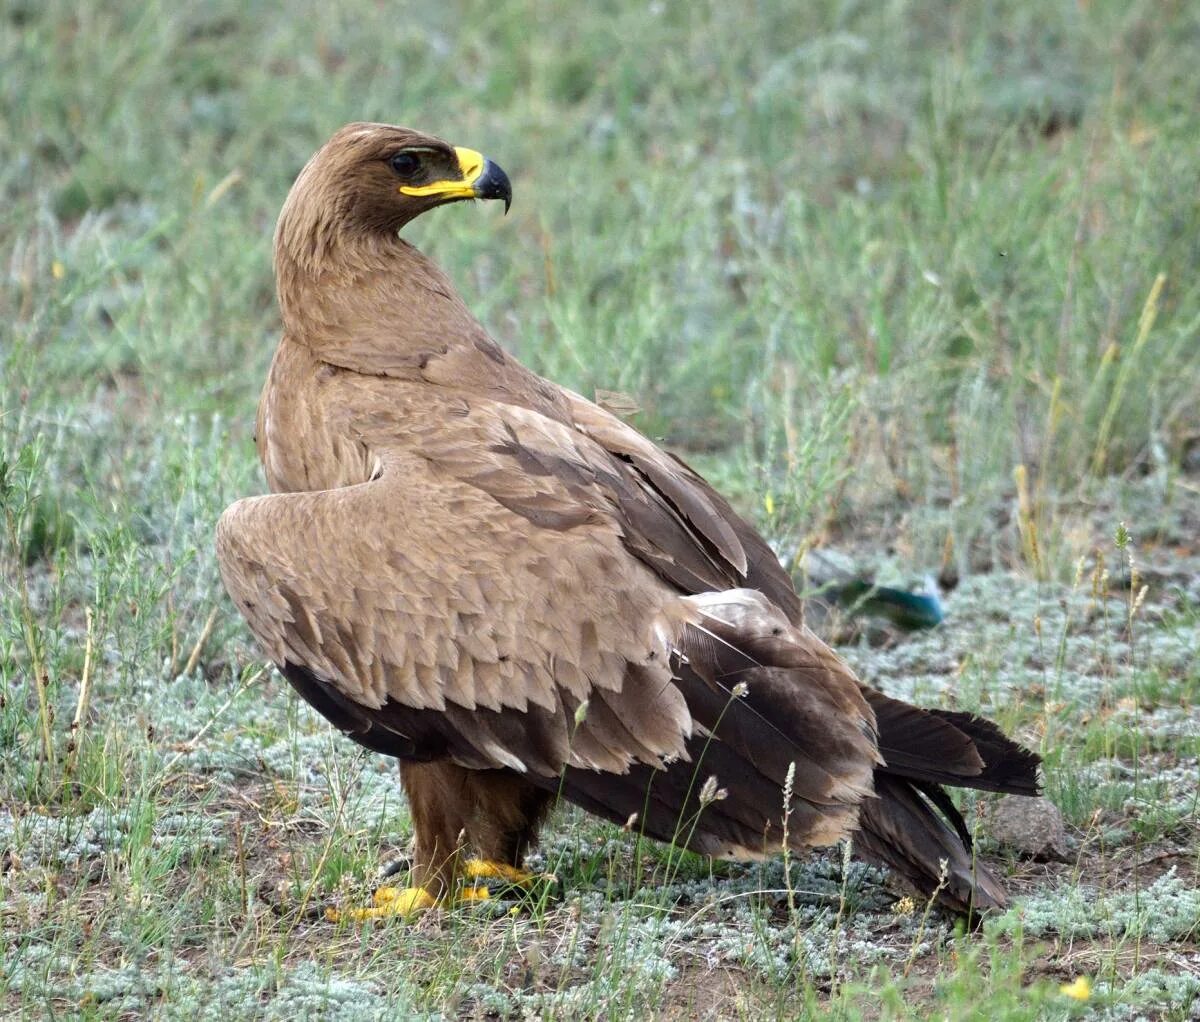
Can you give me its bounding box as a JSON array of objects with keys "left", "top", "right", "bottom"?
[{"left": 855, "top": 688, "right": 1041, "bottom": 913}]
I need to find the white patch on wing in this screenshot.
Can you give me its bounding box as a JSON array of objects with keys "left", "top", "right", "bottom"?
[{"left": 478, "top": 741, "right": 527, "bottom": 773}]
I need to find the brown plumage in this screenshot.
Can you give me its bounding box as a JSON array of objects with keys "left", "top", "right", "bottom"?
[{"left": 217, "top": 123, "right": 1040, "bottom": 916}]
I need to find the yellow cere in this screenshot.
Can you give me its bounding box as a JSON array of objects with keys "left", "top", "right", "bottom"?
[{"left": 399, "top": 146, "right": 486, "bottom": 199}]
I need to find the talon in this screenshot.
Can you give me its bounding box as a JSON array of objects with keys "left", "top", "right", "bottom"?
[
  {"left": 326, "top": 863, "right": 549, "bottom": 923},
  {"left": 327, "top": 885, "right": 436, "bottom": 922},
  {"left": 463, "top": 859, "right": 536, "bottom": 886}
]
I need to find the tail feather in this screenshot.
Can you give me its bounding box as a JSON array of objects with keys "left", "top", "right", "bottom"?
[
  {"left": 658, "top": 592, "right": 1041, "bottom": 914},
  {"left": 852, "top": 688, "right": 1040, "bottom": 914},
  {"left": 864, "top": 688, "right": 1042, "bottom": 796},
  {"left": 861, "top": 688, "right": 984, "bottom": 781},
  {"left": 911, "top": 778, "right": 974, "bottom": 850},
  {"left": 855, "top": 773, "right": 1009, "bottom": 914},
  {"left": 922, "top": 708, "right": 1042, "bottom": 795}
]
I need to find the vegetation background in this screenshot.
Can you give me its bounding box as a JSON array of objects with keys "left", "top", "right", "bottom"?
[{"left": 2, "top": 0, "right": 1198, "bottom": 1018}]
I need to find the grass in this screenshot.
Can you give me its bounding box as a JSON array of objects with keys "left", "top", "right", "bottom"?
[{"left": 2, "top": 0, "right": 1199, "bottom": 1017}]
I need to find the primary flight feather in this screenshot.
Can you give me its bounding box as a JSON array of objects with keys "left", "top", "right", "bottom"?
[{"left": 217, "top": 123, "right": 1040, "bottom": 917}]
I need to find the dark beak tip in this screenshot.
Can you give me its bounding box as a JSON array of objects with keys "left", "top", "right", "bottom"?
[{"left": 475, "top": 158, "right": 513, "bottom": 213}]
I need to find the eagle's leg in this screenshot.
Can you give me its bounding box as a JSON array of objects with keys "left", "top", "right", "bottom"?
[
  {"left": 399, "top": 760, "right": 471, "bottom": 902},
  {"left": 395, "top": 764, "right": 553, "bottom": 899},
  {"left": 329, "top": 764, "right": 554, "bottom": 922},
  {"left": 328, "top": 761, "right": 468, "bottom": 921},
  {"left": 460, "top": 769, "right": 554, "bottom": 891}
]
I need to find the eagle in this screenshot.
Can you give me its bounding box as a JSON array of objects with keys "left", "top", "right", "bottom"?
[{"left": 216, "top": 124, "right": 1039, "bottom": 920}]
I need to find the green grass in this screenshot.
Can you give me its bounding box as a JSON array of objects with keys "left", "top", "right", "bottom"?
[{"left": 3, "top": 0, "right": 1199, "bottom": 1018}]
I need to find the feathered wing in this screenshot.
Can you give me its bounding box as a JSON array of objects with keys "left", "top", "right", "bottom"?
[
  {"left": 560, "top": 390, "right": 804, "bottom": 620},
  {"left": 559, "top": 391, "right": 1041, "bottom": 909},
  {"left": 218, "top": 521, "right": 887, "bottom": 861},
  {"left": 218, "top": 386, "right": 888, "bottom": 845},
  {"left": 220, "top": 383, "right": 1039, "bottom": 911},
  {"left": 216, "top": 460, "right": 694, "bottom": 778}
]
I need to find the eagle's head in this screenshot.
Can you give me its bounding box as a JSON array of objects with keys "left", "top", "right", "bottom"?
[{"left": 274, "top": 123, "right": 511, "bottom": 272}]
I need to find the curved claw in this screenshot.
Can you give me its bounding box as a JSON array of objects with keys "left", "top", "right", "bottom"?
[
  {"left": 463, "top": 859, "right": 536, "bottom": 886},
  {"left": 327, "top": 861, "right": 549, "bottom": 923},
  {"left": 326, "top": 885, "right": 436, "bottom": 922}
]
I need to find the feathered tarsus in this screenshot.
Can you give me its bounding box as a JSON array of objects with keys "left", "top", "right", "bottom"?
[{"left": 217, "top": 123, "right": 1040, "bottom": 917}]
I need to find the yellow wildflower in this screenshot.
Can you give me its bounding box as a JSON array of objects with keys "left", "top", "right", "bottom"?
[{"left": 1059, "top": 976, "right": 1091, "bottom": 1001}]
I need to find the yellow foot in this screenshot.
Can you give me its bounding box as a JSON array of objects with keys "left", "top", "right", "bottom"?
[
  {"left": 463, "top": 859, "right": 536, "bottom": 886},
  {"left": 326, "top": 885, "right": 435, "bottom": 922},
  {"left": 327, "top": 863, "right": 544, "bottom": 922}
]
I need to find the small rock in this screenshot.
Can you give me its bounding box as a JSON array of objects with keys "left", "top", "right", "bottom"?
[{"left": 988, "top": 796, "right": 1070, "bottom": 861}]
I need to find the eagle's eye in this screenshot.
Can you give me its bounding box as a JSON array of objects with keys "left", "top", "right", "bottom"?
[{"left": 388, "top": 151, "right": 421, "bottom": 178}]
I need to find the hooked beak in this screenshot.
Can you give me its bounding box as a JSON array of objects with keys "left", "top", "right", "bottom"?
[{"left": 471, "top": 158, "right": 512, "bottom": 214}]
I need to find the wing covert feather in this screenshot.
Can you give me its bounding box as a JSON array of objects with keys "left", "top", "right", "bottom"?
[{"left": 216, "top": 461, "right": 694, "bottom": 776}]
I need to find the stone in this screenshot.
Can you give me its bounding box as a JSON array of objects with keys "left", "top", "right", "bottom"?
[{"left": 988, "top": 796, "right": 1070, "bottom": 861}]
